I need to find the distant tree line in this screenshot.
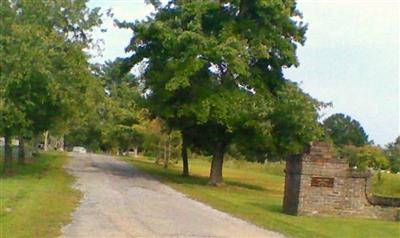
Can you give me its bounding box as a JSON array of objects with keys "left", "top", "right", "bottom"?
[{"left": 323, "top": 113, "right": 399, "bottom": 173}]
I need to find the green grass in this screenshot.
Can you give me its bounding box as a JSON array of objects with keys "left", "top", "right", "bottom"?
[
  {"left": 0, "top": 152, "right": 81, "bottom": 238},
  {"left": 373, "top": 173, "right": 400, "bottom": 197},
  {"left": 124, "top": 156, "right": 400, "bottom": 238}
]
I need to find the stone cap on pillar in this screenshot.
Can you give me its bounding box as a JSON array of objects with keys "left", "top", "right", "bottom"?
[{"left": 303, "top": 141, "right": 333, "bottom": 161}]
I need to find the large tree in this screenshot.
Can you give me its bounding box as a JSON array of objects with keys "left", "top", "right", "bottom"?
[
  {"left": 323, "top": 113, "right": 369, "bottom": 147},
  {"left": 0, "top": 0, "right": 102, "bottom": 172},
  {"left": 121, "top": 0, "right": 320, "bottom": 185}
]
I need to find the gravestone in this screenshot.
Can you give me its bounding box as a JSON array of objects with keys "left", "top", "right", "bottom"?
[{"left": 283, "top": 141, "right": 400, "bottom": 221}]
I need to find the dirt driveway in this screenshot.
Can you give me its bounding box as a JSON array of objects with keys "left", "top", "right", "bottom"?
[{"left": 61, "top": 153, "right": 285, "bottom": 238}]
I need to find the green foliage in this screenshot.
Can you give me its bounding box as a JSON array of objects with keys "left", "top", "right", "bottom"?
[
  {"left": 65, "top": 59, "right": 144, "bottom": 153},
  {"left": 372, "top": 172, "right": 400, "bottom": 197},
  {"left": 0, "top": 0, "right": 102, "bottom": 170},
  {"left": 339, "top": 145, "right": 389, "bottom": 171},
  {"left": 120, "top": 0, "right": 322, "bottom": 177},
  {"left": 137, "top": 119, "right": 181, "bottom": 160},
  {"left": 101, "top": 82, "right": 143, "bottom": 153},
  {"left": 1, "top": 1, "right": 107, "bottom": 156},
  {"left": 323, "top": 113, "right": 369, "bottom": 147},
  {"left": 94, "top": 58, "right": 138, "bottom": 89},
  {"left": 64, "top": 59, "right": 182, "bottom": 159},
  {"left": 384, "top": 136, "right": 400, "bottom": 173},
  {"left": 271, "top": 83, "right": 325, "bottom": 154}
]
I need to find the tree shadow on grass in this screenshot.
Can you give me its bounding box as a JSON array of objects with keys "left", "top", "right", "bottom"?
[
  {"left": 135, "top": 162, "right": 209, "bottom": 185},
  {"left": 106, "top": 158, "right": 209, "bottom": 185},
  {"left": 249, "top": 201, "right": 284, "bottom": 214},
  {"left": 162, "top": 173, "right": 209, "bottom": 186},
  {"left": 0, "top": 156, "right": 50, "bottom": 179},
  {"left": 224, "top": 180, "right": 267, "bottom": 191},
  {"left": 131, "top": 159, "right": 279, "bottom": 191},
  {"left": 135, "top": 161, "right": 267, "bottom": 191}
]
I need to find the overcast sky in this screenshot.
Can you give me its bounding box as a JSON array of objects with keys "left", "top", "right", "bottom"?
[{"left": 88, "top": 0, "right": 399, "bottom": 146}]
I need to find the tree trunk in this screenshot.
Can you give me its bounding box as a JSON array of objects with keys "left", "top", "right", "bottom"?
[
  {"left": 43, "top": 130, "right": 49, "bottom": 151},
  {"left": 208, "top": 142, "right": 225, "bottom": 186},
  {"left": 3, "top": 132, "right": 12, "bottom": 175},
  {"left": 181, "top": 135, "right": 189, "bottom": 177},
  {"left": 133, "top": 146, "right": 138, "bottom": 158},
  {"left": 18, "top": 135, "right": 25, "bottom": 165},
  {"left": 168, "top": 135, "right": 171, "bottom": 160},
  {"left": 155, "top": 142, "right": 161, "bottom": 164},
  {"left": 58, "top": 135, "right": 64, "bottom": 151},
  {"left": 163, "top": 136, "right": 168, "bottom": 168},
  {"left": 32, "top": 132, "right": 40, "bottom": 155},
  {"left": 239, "top": 0, "right": 250, "bottom": 18}
]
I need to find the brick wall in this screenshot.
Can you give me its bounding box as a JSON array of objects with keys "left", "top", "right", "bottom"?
[{"left": 283, "top": 141, "right": 400, "bottom": 221}]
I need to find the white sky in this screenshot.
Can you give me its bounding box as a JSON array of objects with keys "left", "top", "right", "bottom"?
[{"left": 88, "top": 0, "right": 400, "bottom": 146}]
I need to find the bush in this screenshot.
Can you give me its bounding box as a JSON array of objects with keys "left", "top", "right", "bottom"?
[{"left": 339, "top": 145, "right": 389, "bottom": 171}]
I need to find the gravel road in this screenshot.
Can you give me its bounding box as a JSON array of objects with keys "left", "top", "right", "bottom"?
[{"left": 61, "top": 153, "right": 285, "bottom": 238}]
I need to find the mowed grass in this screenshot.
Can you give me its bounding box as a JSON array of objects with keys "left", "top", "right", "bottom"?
[
  {"left": 125, "top": 156, "right": 400, "bottom": 238},
  {"left": 0, "top": 152, "right": 81, "bottom": 238}
]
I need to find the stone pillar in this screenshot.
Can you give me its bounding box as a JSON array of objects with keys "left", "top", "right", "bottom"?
[
  {"left": 283, "top": 154, "right": 302, "bottom": 215},
  {"left": 283, "top": 141, "right": 400, "bottom": 221}
]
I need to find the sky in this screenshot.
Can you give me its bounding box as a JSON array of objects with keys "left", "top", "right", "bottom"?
[{"left": 87, "top": 0, "right": 399, "bottom": 146}]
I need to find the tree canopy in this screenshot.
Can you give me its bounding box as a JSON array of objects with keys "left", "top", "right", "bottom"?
[
  {"left": 323, "top": 113, "right": 369, "bottom": 147},
  {"left": 120, "top": 0, "right": 322, "bottom": 184},
  {"left": 0, "top": 0, "right": 102, "bottom": 173}
]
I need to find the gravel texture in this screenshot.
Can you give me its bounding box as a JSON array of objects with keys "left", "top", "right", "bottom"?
[{"left": 60, "top": 153, "right": 285, "bottom": 238}]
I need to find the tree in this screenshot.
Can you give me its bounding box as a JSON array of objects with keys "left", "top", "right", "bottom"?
[
  {"left": 384, "top": 136, "right": 400, "bottom": 173},
  {"left": 235, "top": 82, "right": 325, "bottom": 163},
  {"left": 120, "top": 1, "right": 316, "bottom": 184},
  {"left": 0, "top": 0, "right": 102, "bottom": 172},
  {"left": 323, "top": 113, "right": 369, "bottom": 147},
  {"left": 340, "top": 145, "right": 389, "bottom": 181},
  {"left": 121, "top": 0, "right": 316, "bottom": 185},
  {"left": 0, "top": 0, "right": 28, "bottom": 173}
]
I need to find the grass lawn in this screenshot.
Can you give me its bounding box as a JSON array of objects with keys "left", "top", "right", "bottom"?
[
  {"left": 124, "top": 156, "right": 400, "bottom": 238},
  {"left": 0, "top": 152, "right": 81, "bottom": 238}
]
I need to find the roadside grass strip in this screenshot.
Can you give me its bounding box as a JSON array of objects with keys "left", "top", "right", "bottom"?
[{"left": 0, "top": 152, "right": 81, "bottom": 238}]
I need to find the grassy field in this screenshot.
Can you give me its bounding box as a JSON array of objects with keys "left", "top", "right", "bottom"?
[
  {"left": 125, "top": 156, "right": 400, "bottom": 238},
  {"left": 0, "top": 152, "right": 81, "bottom": 238}
]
